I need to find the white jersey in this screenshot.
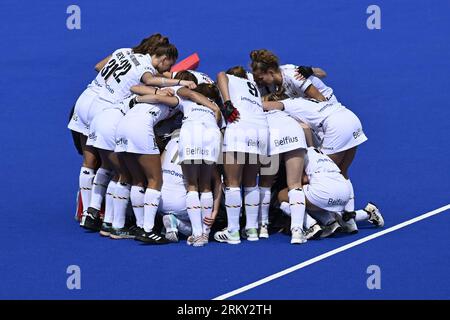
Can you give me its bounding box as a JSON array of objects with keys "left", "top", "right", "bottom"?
[
  {"left": 280, "top": 64, "right": 313, "bottom": 98},
  {"left": 281, "top": 97, "right": 346, "bottom": 133},
  {"left": 98, "top": 49, "right": 156, "bottom": 103},
  {"left": 227, "top": 74, "right": 266, "bottom": 125},
  {"left": 161, "top": 137, "right": 187, "bottom": 193},
  {"left": 175, "top": 87, "right": 218, "bottom": 126},
  {"left": 309, "top": 76, "right": 336, "bottom": 102},
  {"left": 304, "top": 147, "right": 342, "bottom": 180},
  {"left": 124, "top": 94, "right": 180, "bottom": 125},
  {"left": 87, "top": 49, "right": 134, "bottom": 95}
]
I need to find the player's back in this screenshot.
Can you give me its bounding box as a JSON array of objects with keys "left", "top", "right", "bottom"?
[
  {"left": 99, "top": 49, "right": 155, "bottom": 103},
  {"left": 304, "top": 147, "right": 342, "bottom": 180},
  {"left": 227, "top": 74, "right": 266, "bottom": 125}
]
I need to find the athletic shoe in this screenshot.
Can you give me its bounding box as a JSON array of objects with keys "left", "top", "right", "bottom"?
[
  {"left": 128, "top": 225, "right": 144, "bottom": 238},
  {"left": 245, "top": 228, "right": 259, "bottom": 241},
  {"left": 304, "top": 224, "right": 323, "bottom": 240},
  {"left": 337, "top": 213, "right": 358, "bottom": 234},
  {"left": 99, "top": 222, "right": 112, "bottom": 237},
  {"left": 187, "top": 235, "right": 205, "bottom": 247},
  {"left": 83, "top": 207, "right": 102, "bottom": 231},
  {"left": 214, "top": 229, "right": 241, "bottom": 244},
  {"left": 320, "top": 220, "right": 342, "bottom": 238},
  {"left": 259, "top": 224, "right": 269, "bottom": 239},
  {"left": 365, "top": 203, "right": 385, "bottom": 227},
  {"left": 291, "top": 227, "right": 307, "bottom": 244},
  {"left": 163, "top": 214, "right": 178, "bottom": 232},
  {"left": 134, "top": 230, "right": 170, "bottom": 244},
  {"left": 79, "top": 212, "right": 87, "bottom": 227},
  {"left": 109, "top": 227, "right": 136, "bottom": 239},
  {"left": 165, "top": 231, "right": 179, "bottom": 242}
]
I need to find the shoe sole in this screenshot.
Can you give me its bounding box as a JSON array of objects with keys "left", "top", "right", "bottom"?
[
  {"left": 110, "top": 234, "right": 135, "bottom": 240},
  {"left": 321, "top": 225, "right": 342, "bottom": 238},
  {"left": 307, "top": 229, "right": 323, "bottom": 240},
  {"left": 246, "top": 236, "right": 259, "bottom": 242},
  {"left": 214, "top": 238, "right": 241, "bottom": 244},
  {"left": 99, "top": 231, "right": 111, "bottom": 237},
  {"left": 291, "top": 239, "right": 307, "bottom": 244}
]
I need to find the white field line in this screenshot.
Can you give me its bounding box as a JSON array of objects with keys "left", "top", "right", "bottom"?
[{"left": 213, "top": 204, "right": 450, "bottom": 300}]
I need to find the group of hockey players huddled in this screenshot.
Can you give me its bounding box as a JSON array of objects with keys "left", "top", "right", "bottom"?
[{"left": 68, "top": 33, "right": 384, "bottom": 246}]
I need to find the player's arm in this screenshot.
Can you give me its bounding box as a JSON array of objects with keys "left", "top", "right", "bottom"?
[
  {"left": 313, "top": 67, "right": 327, "bottom": 78},
  {"left": 131, "top": 85, "right": 175, "bottom": 97},
  {"left": 216, "top": 72, "right": 231, "bottom": 101},
  {"left": 204, "top": 166, "right": 223, "bottom": 227},
  {"left": 177, "top": 87, "right": 222, "bottom": 123},
  {"left": 304, "top": 84, "right": 326, "bottom": 101},
  {"left": 95, "top": 55, "right": 111, "bottom": 72},
  {"left": 295, "top": 66, "right": 327, "bottom": 80},
  {"left": 216, "top": 72, "right": 240, "bottom": 122},
  {"left": 262, "top": 101, "right": 284, "bottom": 111},
  {"left": 299, "top": 122, "right": 314, "bottom": 147},
  {"left": 133, "top": 94, "right": 179, "bottom": 107},
  {"left": 141, "top": 72, "right": 196, "bottom": 89}
]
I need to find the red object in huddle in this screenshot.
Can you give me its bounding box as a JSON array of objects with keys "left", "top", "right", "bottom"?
[{"left": 170, "top": 53, "right": 200, "bottom": 72}]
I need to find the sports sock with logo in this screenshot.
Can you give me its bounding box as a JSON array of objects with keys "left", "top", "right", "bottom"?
[
  {"left": 224, "top": 187, "right": 242, "bottom": 233},
  {"left": 143, "top": 188, "right": 161, "bottom": 233},
  {"left": 244, "top": 186, "right": 260, "bottom": 230},
  {"left": 288, "top": 188, "right": 306, "bottom": 231},
  {"left": 130, "top": 186, "right": 145, "bottom": 228},
  {"left": 186, "top": 191, "right": 202, "bottom": 237},
  {"left": 112, "top": 182, "right": 131, "bottom": 229}
]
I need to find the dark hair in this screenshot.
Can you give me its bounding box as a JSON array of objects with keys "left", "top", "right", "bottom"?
[
  {"left": 250, "top": 49, "right": 279, "bottom": 73},
  {"left": 152, "top": 43, "right": 178, "bottom": 60},
  {"left": 267, "top": 91, "right": 289, "bottom": 102},
  {"left": 174, "top": 71, "right": 198, "bottom": 84},
  {"left": 133, "top": 33, "right": 169, "bottom": 55},
  {"left": 194, "top": 83, "right": 222, "bottom": 107},
  {"left": 226, "top": 66, "right": 248, "bottom": 79}
]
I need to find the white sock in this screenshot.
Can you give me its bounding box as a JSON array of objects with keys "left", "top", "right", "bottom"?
[
  {"left": 355, "top": 209, "right": 369, "bottom": 222},
  {"left": 200, "top": 192, "right": 213, "bottom": 235},
  {"left": 186, "top": 191, "right": 202, "bottom": 237},
  {"left": 112, "top": 182, "right": 131, "bottom": 229},
  {"left": 288, "top": 188, "right": 306, "bottom": 231},
  {"left": 143, "top": 188, "right": 161, "bottom": 232},
  {"left": 280, "top": 201, "right": 291, "bottom": 216},
  {"left": 344, "top": 179, "right": 355, "bottom": 212},
  {"left": 259, "top": 187, "right": 271, "bottom": 226},
  {"left": 225, "top": 187, "right": 242, "bottom": 233},
  {"left": 244, "top": 186, "right": 260, "bottom": 229},
  {"left": 79, "top": 167, "right": 95, "bottom": 214},
  {"left": 90, "top": 168, "right": 112, "bottom": 210},
  {"left": 304, "top": 212, "right": 318, "bottom": 229},
  {"left": 130, "top": 186, "right": 145, "bottom": 228},
  {"left": 103, "top": 181, "right": 116, "bottom": 224}
]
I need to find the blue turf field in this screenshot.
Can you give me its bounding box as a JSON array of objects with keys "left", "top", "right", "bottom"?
[{"left": 0, "top": 0, "right": 449, "bottom": 299}]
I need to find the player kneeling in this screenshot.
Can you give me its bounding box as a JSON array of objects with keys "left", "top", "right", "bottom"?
[{"left": 278, "top": 147, "right": 384, "bottom": 239}]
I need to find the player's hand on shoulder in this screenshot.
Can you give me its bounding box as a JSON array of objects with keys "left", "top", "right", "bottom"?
[
  {"left": 295, "top": 66, "right": 314, "bottom": 81},
  {"left": 181, "top": 80, "right": 197, "bottom": 89},
  {"left": 159, "top": 88, "right": 175, "bottom": 96}
]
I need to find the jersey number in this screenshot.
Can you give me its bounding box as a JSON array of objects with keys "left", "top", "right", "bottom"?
[
  {"left": 247, "top": 82, "right": 259, "bottom": 97},
  {"left": 101, "top": 59, "right": 132, "bottom": 83}
]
